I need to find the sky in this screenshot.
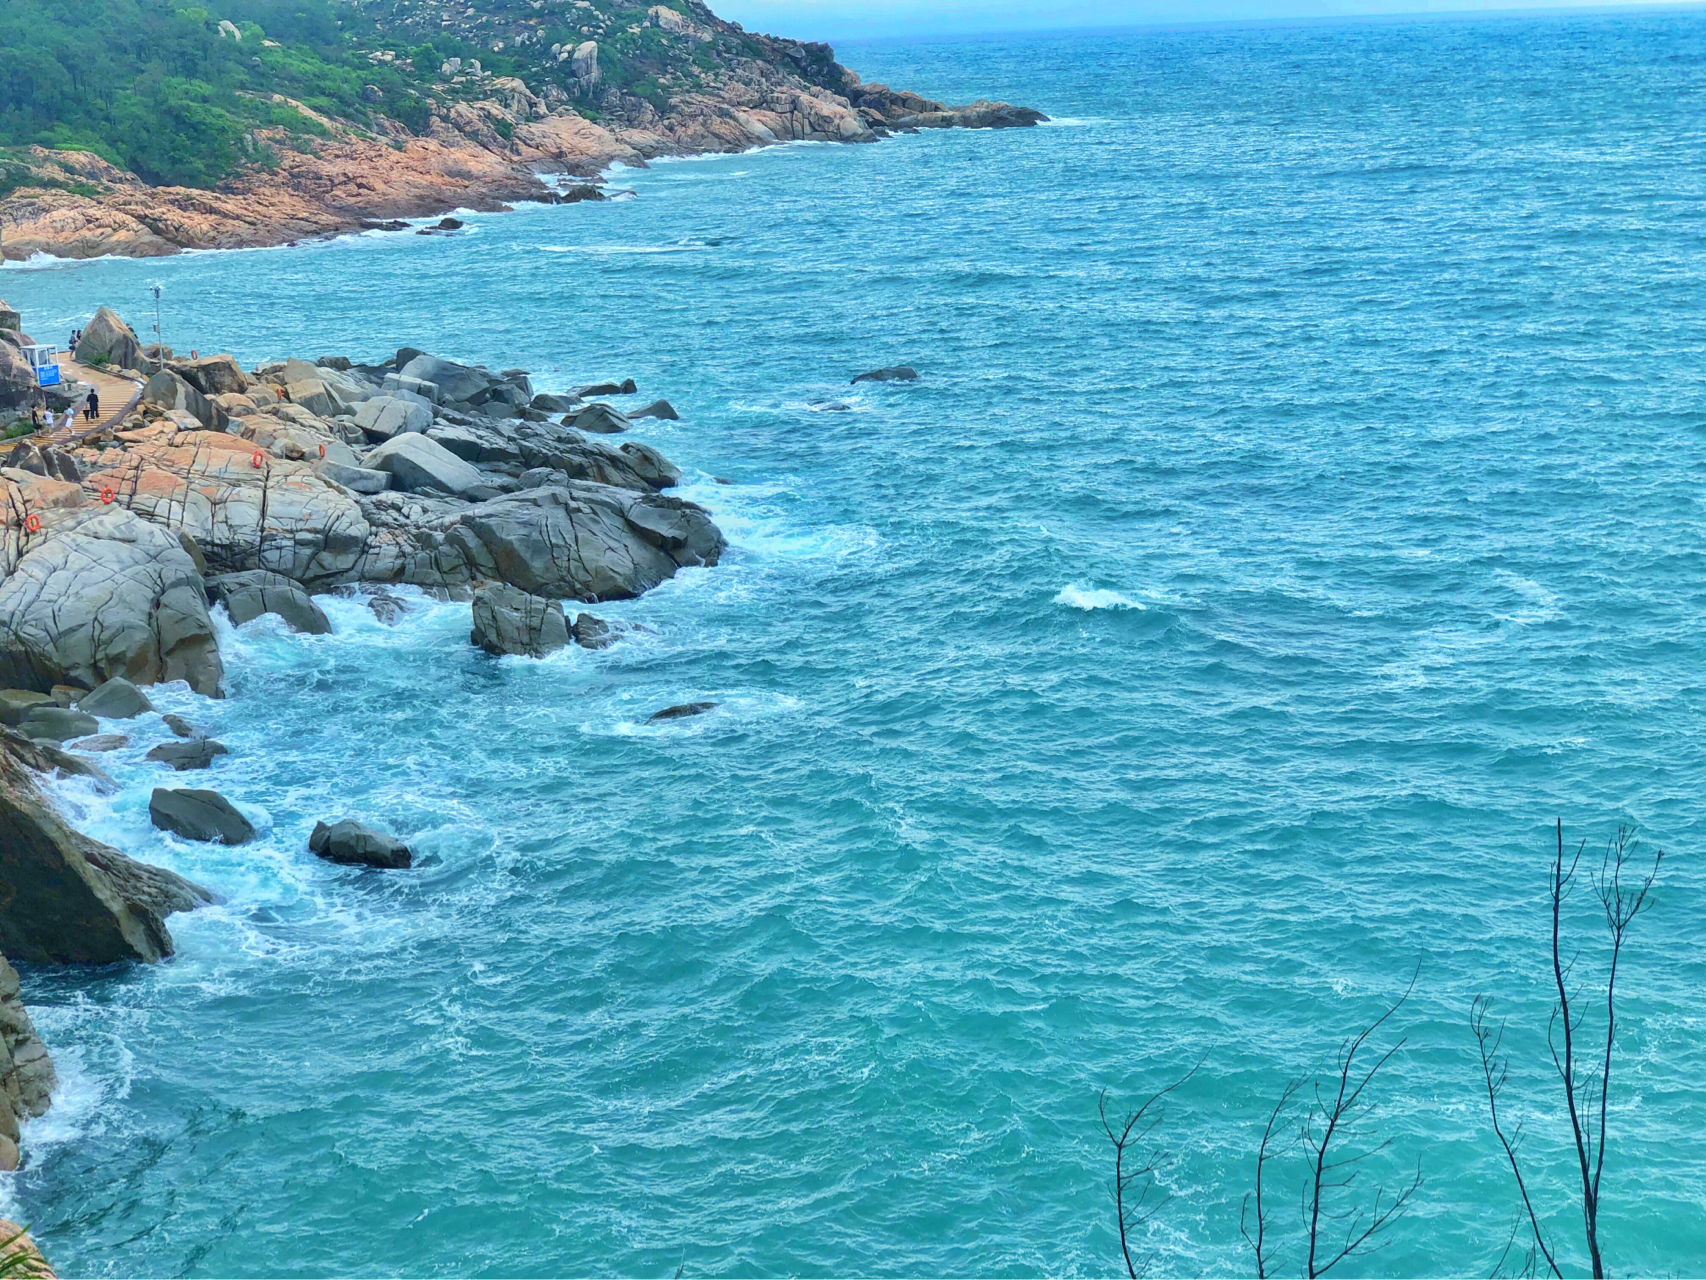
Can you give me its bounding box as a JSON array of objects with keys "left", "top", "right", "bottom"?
[{"left": 715, "top": 0, "right": 1697, "bottom": 39}]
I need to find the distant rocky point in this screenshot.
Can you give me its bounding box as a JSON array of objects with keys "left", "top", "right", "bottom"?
[{"left": 0, "top": 0, "right": 1045, "bottom": 261}]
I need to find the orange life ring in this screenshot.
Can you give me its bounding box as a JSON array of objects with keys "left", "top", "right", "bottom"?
[
  {"left": 318, "top": 443, "right": 326, "bottom": 459},
  {"left": 23, "top": 514, "right": 41, "bottom": 534},
  {"left": 100, "top": 487, "right": 116, "bottom": 505},
  {"left": 252, "top": 450, "right": 265, "bottom": 468}
]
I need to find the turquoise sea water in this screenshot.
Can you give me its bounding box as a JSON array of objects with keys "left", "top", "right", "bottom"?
[{"left": 4, "top": 12, "right": 1706, "bottom": 1275}]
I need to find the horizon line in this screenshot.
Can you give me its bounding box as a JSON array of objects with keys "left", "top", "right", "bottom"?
[{"left": 801, "top": 0, "right": 1704, "bottom": 44}]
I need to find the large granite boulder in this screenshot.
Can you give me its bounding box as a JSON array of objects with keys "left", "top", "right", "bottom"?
[
  {"left": 142, "top": 370, "right": 226, "bottom": 432},
  {"left": 73, "top": 306, "right": 144, "bottom": 372},
  {"left": 0, "top": 473, "right": 224, "bottom": 697},
  {"left": 173, "top": 354, "right": 248, "bottom": 397},
  {"left": 149, "top": 787, "right": 255, "bottom": 845},
  {"left": 365, "top": 432, "right": 488, "bottom": 498},
  {"left": 443, "top": 483, "right": 724, "bottom": 601},
  {"left": 512, "top": 423, "right": 676, "bottom": 492},
  {"left": 354, "top": 395, "right": 432, "bottom": 442},
  {"left": 309, "top": 819, "right": 412, "bottom": 869},
  {"left": 398, "top": 355, "right": 494, "bottom": 405},
  {"left": 0, "top": 954, "right": 57, "bottom": 1171},
  {"left": 80, "top": 433, "right": 372, "bottom": 586},
  {"left": 1, "top": 736, "right": 214, "bottom": 963},
  {"left": 470, "top": 582, "right": 568, "bottom": 657},
  {"left": 572, "top": 402, "right": 631, "bottom": 434},
  {"left": 207, "top": 570, "right": 332, "bottom": 634}
]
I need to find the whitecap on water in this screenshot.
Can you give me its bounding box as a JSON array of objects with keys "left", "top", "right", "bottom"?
[{"left": 1053, "top": 585, "right": 1144, "bottom": 611}]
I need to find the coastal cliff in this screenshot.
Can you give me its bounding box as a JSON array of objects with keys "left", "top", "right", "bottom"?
[{"left": 0, "top": 0, "right": 1043, "bottom": 261}]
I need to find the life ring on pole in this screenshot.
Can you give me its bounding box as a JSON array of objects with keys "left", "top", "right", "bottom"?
[
  {"left": 252, "top": 450, "right": 265, "bottom": 468},
  {"left": 23, "top": 514, "right": 41, "bottom": 534},
  {"left": 100, "top": 487, "right": 116, "bottom": 505},
  {"left": 318, "top": 443, "right": 326, "bottom": 459}
]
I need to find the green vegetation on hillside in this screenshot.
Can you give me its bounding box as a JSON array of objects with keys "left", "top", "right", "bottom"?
[
  {"left": 0, "top": 0, "right": 435, "bottom": 187},
  {"left": 0, "top": 0, "right": 848, "bottom": 192}
]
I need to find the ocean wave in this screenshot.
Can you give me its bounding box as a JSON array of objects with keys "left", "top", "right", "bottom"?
[{"left": 1053, "top": 585, "right": 1144, "bottom": 611}]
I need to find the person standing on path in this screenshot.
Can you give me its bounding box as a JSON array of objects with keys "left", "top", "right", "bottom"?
[{"left": 83, "top": 388, "right": 99, "bottom": 421}]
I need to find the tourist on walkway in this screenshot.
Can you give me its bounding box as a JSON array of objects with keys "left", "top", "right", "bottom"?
[{"left": 84, "top": 389, "right": 99, "bottom": 421}]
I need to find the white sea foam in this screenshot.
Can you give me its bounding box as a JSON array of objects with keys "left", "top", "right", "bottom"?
[{"left": 1053, "top": 585, "right": 1144, "bottom": 611}]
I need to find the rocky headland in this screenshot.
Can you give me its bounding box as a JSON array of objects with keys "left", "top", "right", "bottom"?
[
  {"left": 0, "top": 297, "right": 736, "bottom": 1193},
  {"left": 0, "top": 0, "right": 1043, "bottom": 261}
]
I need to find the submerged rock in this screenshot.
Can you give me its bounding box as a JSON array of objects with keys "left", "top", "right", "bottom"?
[
  {"left": 149, "top": 787, "right": 255, "bottom": 845},
  {"left": 851, "top": 365, "right": 919, "bottom": 384},
  {"left": 69, "top": 733, "right": 128, "bottom": 753},
  {"left": 470, "top": 583, "right": 568, "bottom": 658},
  {"left": 145, "top": 738, "right": 229, "bottom": 771},
  {"left": 208, "top": 571, "right": 332, "bottom": 635},
  {"left": 570, "top": 612, "right": 614, "bottom": 650},
  {"left": 309, "top": 819, "right": 412, "bottom": 870},
  {"left": 161, "top": 713, "right": 199, "bottom": 738},
  {"left": 648, "top": 701, "right": 718, "bottom": 722}
]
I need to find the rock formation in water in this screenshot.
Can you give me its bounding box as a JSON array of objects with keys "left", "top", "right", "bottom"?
[
  {"left": 0, "top": 954, "right": 57, "bottom": 1173},
  {"left": 0, "top": 729, "right": 215, "bottom": 964}
]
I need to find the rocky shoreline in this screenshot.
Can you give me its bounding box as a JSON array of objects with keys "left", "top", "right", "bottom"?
[
  {"left": 0, "top": 65, "right": 1042, "bottom": 262},
  {"left": 0, "top": 297, "right": 741, "bottom": 1192}
]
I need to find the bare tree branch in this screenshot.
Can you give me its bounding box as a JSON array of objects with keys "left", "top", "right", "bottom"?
[
  {"left": 1297, "top": 964, "right": 1423, "bottom": 1279},
  {"left": 1472, "top": 995, "right": 1561, "bottom": 1278},
  {"left": 1100, "top": 1057, "right": 1206, "bottom": 1279},
  {"left": 1240, "top": 1076, "right": 1302, "bottom": 1279}
]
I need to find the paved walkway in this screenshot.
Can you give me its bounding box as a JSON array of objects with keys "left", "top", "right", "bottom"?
[{"left": 35, "top": 355, "right": 145, "bottom": 448}]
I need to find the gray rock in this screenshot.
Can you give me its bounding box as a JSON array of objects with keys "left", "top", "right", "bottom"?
[
  {"left": 517, "top": 467, "right": 560, "bottom": 489},
  {"left": 367, "top": 592, "right": 408, "bottom": 625},
  {"left": 398, "top": 355, "right": 493, "bottom": 405},
  {"left": 447, "top": 484, "right": 724, "bottom": 601},
  {"left": 427, "top": 421, "right": 523, "bottom": 466},
  {"left": 572, "top": 381, "right": 631, "bottom": 398},
  {"left": 315, "top": 460, "right": 392, "bottom": 494},
  {"left": 632, "top": 399, "right": 679, "bottom": 421},
  {"left": 143, "top": 369, "right": 227, "bottom": 432},
  {"left": 69, "top": 733, "right": 128, "bottom": 752},
  {"left": 0, "top": 691, "right": 54, "bottom": 727},
  {"left": 173, "top": 354, "right": 248, "bottom": 397},
  {"left": 618, "top": 441, "right": 683, "bottom": 490},
  {"left": 0, "top": 503, "right": 225, "bottom": 699},
  {"left": 208, "top": 571, "right": 332, "bottom": 635},
  {"left": 2, "top": 735, "right": 212, "bottom": 963},
  {"left": 149, "top": 787, "right": 255, "bottom": 845},
  {"left": 648, "top": 702, "right": 717, "bottom": 722},
  {"left": 354, "top": 395, "right": 432, "bottom": 442},
  {"left": 470, "top": 583, "right": 569, "bottom": 658},
  {"left": 851, "top": 365, "right": 919, "bottom": 384},
  {"left": 145, "top": 738, "right": 229, "bottom": 771},
  {"left": 570, "top": 613, "right": 614, "bottom": 650},
  {"left": 530, "top": 393, "right": 579, "bottom": 414},
  {"left": 16, "top": 707, "right": 99, "bottom": 742},
  {"left": 78, "top": 677, "right": 153, "bottom": 720},
  {"left": 572, "top": 402, "right": 632, "bottom": 435},
  {"left": 381, "top": 373, "right": 440, "bottom": 403},
  {"left": 162, "top": 713, "right": 199, "bottom": 738},
  {"left": 309, "top": 819, "right": 412, "bottom": 869},
  {"left": 365, "top": 432, "right": 489, "bottom": 499}
]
